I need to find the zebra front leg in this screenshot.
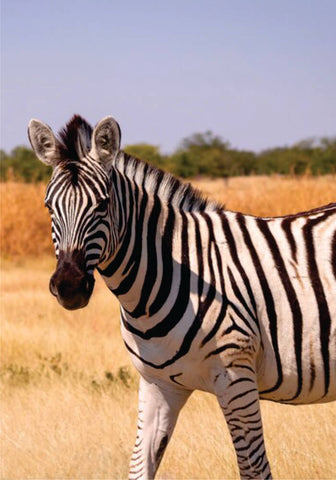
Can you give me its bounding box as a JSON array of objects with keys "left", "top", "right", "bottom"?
[
  {"left": 129, "top": 376, "right": 191, "bottom": 480},
  {"left": 214, "top": 368, "right": 272, "bottom": 479}
]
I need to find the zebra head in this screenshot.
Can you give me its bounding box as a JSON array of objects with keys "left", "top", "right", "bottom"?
[{"left": 28, "top": 115, "right": 121, "bottom": 310}]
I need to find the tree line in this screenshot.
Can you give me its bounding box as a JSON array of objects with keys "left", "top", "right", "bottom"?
[{"left": 1, "top": 132, "right": 335, "bottom": 182}]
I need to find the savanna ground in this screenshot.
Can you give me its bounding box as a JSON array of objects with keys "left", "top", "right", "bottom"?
[{"left": 1, "top": 176, "right": 336, "bottom": 479}]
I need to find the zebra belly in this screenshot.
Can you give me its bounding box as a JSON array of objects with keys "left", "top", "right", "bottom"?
[
  {"left": 256, "top": 287, "right": 336, "bottom": 405},
  {"left": 258, "top": 357, "right": 336, "bottom": 405}
]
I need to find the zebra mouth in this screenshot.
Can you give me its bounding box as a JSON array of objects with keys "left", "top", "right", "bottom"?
[{"left": 55, "top": 290, "right": 93, "bottom": 310}]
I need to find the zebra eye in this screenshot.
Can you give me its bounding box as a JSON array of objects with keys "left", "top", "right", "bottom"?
[
  {"left": 45, "top": 203, "right": 53, "bottom": 214},
  {"left": 95, "top": 199, "right": 109, "bottom": 213}
]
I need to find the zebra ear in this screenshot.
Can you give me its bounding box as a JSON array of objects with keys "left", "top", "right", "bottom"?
[
  {"left": 91, "top": 116, "right": 121, "bottom": 166},
  {"left": 28, "top": 119, "right": 58, "bottom": 166}
]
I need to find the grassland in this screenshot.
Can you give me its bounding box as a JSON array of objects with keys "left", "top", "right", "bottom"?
[{"left": 1, "top": 176, "right": 336, "bottom": 479}]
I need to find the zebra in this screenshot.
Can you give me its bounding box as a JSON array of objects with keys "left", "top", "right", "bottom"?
[{"left": 28, "top": 114, "right": 336, "bottom": 480}]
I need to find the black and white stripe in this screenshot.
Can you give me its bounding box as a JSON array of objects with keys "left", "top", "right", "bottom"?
[{"left": 28, "top": 115, "right": 336, "bottom": 480}]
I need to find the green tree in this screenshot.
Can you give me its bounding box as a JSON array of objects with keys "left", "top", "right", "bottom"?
[
  {"left": 171, "top": 131, "right": 232, "bottom": 177},
  {"left": 124, "top": 144, "right": 166, "bottom": 169},
  {"left": 0, "top": 146, "right": 52, "bottom": 181},
  {"left": 312, "top": 137, "right": 336, "bottom": 174},
  {"left": 227, "top": 150, "right": 257, "bottom": 176},
  {"left": 0, "top": 149, "right": 9, "bottom": 181},
  {"left": 169, "top": 150, "right": 198, "bottom": 178}
]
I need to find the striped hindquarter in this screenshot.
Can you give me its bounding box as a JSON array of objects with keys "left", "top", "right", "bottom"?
[{"left": 28, "top": 115, "right": 336, "bottom": 480}]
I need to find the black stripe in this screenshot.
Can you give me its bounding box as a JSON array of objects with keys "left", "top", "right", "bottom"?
[
  {"left": 235, "top": 434, "right": 263, "bottom": 452},
  {"left": 129, "top": 195, "right": 161, "bottom": 317},
  {"left": 332, "top": 230, "right": 336, "bottom": 281},
  {"left": 230, "top": 377, "right": 255, "bottom": 387},
  {"left": 99, "top": 177, "right": 135, "bottom": 277},
  {"left": 281, "top": 217, "right": 297, "bottom": 263},
  {"left": 200, "top": 213, "right": 228, "bottom": 347},
  {"left": 205, "top": 342, "right": 241, "bottom": 359},
  {"left": 112, "top": 181, "right": 148, "bottom": 296},
  {"left": 303, "top": 211, "right": 334, "bottom": 397},
  {"left": 196, "top": 213, "right": 218, "bottom": 342},
  {"left": 113, "top": 168, "right": 126, "bottom": 232},
  {"left": 223, "top": 313, "right": 251, "bottom": 338},
  {"left": 220, "top": 212, "right": 258, "bottom": 325},
  {"left": 227, "top": 267, "right": 258, "bottom": 335},
  {"left": 191, "top": 213, "right": 204, "bottom": 299},
  {"left": 228, "top": 388, "right": 257, "bottom": 405},
  {"left": 167, "top": 177, "right": 180, "bottom": 204},
  {"left": 236, "top": 213, "right": 283, "bottom": 394},
  {"left": 169, "top": 373, "right": 185, "bottom": 386},
  {"left": 257, "top": 218, "right": 303, "bottom": 400},
  {"left": 230, "top": 398, "right": 259, "bottom": 414},
  {"left": 249, "top": 438, "right": 265, "bottom": 459},
  {"left": 149, "top": 205, "right": 175, "bottom": 315}
]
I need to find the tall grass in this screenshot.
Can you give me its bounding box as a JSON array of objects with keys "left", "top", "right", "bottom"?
[
  {"left": 1, "top": 182, "right": 52, "bottom": 257},
  {"left": 192, "top": 174, "right": 336, "bottom": 216}
]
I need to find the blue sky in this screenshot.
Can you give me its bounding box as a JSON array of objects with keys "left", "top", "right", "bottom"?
[{"left": 1, "top": 0, "right": 336, "bottom": 154}]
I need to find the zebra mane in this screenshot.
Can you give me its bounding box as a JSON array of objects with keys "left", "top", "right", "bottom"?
[
  {"left": 114, "top": 152, "right": 223, "bottom": 212},
  {"left": 55, "top": 115, "right": 222, "bottom": 211},
  {"left": 57, "top": 115, "right": 93, "bottom": 162}
]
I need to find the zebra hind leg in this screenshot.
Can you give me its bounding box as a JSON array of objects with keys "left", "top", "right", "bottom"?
[
  {"left": 129, "top": 376, "right": 191, "bottom": 480},
  {"left": 214, "top": 368, "right": 272, "bottom": 479}
]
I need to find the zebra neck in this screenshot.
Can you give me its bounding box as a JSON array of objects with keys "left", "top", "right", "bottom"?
[{"left": 99, "top": 199, "right": 190, "bottom": 321}]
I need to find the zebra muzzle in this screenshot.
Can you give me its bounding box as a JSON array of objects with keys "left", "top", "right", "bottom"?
[{"left": 49, "top": 252, "right": 95, "bottom": 310}]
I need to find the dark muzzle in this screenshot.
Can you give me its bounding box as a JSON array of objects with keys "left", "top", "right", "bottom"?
[{"left": 49, "top": 250, "right": 95, "bottom": 310}]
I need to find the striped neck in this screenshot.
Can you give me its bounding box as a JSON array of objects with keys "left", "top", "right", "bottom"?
[{"left": 112, "top": 151, "right": 222, "bottom": 213}]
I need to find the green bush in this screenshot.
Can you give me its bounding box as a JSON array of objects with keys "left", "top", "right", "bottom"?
[{"left": 0, "top": 146, "right": 52, "bottom": 182}]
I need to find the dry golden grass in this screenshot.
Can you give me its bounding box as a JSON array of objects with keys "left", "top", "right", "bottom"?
[
  {"left": 1, "top": 259, "right": 336, "bottom": 480},
  {"left": 1, "top": 175, "right": 336, "bottom": 257},
  {"left": 0, "top": 182, "right": 53, "bottom": 257},
  {"left": 192, "top": 174, "right": 336, "bottom": 216}
]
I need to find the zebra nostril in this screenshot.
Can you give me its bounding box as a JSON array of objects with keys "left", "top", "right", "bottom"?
[
  {"left": 49, "top": 276, "right": 58, "bottom": 296},
  {"left": 79, "top": 275, "right": 92, "bottom": 294},
  {"left": 84, "top": 275, "right": 95, "bottom": 294}
]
